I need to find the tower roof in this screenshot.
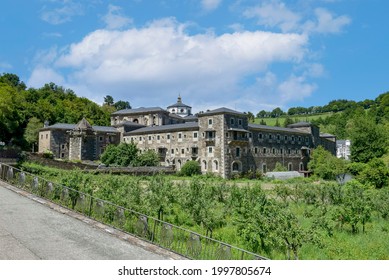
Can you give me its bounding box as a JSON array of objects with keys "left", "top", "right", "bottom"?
[{"left": 167, "top": 95, "right": 191, "bottom": 109}]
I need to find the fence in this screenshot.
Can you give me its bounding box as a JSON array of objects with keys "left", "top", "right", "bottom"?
[{"left": 0, "top": 162, "right": 268, "bottom": 260}]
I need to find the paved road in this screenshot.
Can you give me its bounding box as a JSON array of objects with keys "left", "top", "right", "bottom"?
[{"left": 0, "top": 182, "right": 178, "bottom": 260}]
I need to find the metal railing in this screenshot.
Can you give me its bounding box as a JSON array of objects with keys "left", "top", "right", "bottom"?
[{"left": 0, "top": 162, "right": 268, "bottom": 260}]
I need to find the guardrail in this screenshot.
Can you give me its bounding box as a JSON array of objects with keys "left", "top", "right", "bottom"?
[{"left": 0, "top": 162, "right": 268, "bottom": 260}]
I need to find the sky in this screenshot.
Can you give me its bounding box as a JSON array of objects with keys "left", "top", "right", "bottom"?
[{"left": 1, "top": 0, "right": 388, "bottom": 114}]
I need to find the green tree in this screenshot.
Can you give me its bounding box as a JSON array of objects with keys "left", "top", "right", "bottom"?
[
  {"left": 340, "top": 180, "right": 372, "bottom": 233},
  {"left": 104, "top": 95, "right": 114, "bottom": 106},
  {"left": 100, "top": 143, "right": 139, "bottom": 166},
  {"left": 180, "top": 160, "right": 201, "bottom": 176},
  {"left": 24, "top": 117, "right": 43, "bottom": 152},
  {"left": 114, "top": 100, "right": 131, "bottom": 110},
  {"left": 348, "top": 114, "right": 389, "bottom": 163},
  {"left": 135, "top": 149, "right": 160, "bottom": 166},
  {"left": 308, "top": 146, "right": 346, "bottom": 180},
  {"left": 358, "top": 158, "right": 389, "bottom": 188}
]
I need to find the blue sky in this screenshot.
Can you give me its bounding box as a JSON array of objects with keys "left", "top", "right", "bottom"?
[{"left": 1, "top": 0, "right": 388, "bottom": 114}]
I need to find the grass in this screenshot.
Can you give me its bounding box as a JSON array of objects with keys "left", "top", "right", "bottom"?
[{"left": 253, "top": 112, "right": 335, "bottom": 126}]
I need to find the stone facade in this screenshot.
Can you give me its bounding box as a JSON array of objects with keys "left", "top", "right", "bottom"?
[
  {"left": 38, "top": 97, "right": 336, "bottom": 178},
  {"left": 38, "top": 119, "right": 120, "bottom": 161}
]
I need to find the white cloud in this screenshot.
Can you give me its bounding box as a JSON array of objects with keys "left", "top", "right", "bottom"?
[
  {"left": 28, "top": 66, "right": 65, "bottom": 88},
  {"left": 244, "top": 1, "right": 301, "bottom": 33},
  {"left": 277, "top": 75, "right": 317, "bottom": 102},
  {"left": 201, "top": 0, "right": 222, "bottom": 12},
  {"left": 102, "top": 5, "right": 133, "bottom": 30},
  {"left": 28, "top": 17, "right": 309, "bottom": 112},
  {"left": 304, "top": 8, "right": 351, "bottom": 34},
  {"left": 243, "top": 1, "right": 351, "bottom": 35},
  {"left": 41, "top": 1, "right": 83, "bottom": 25}
]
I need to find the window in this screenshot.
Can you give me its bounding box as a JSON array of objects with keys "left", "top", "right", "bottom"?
[
  {"left": 46, "top": 134, "right": 48, "bottom": 139},
  {"left": 213, "top": 160, "right": 219, "bottom": 171},
  {"left": 258, "top": 133, "right": 263, "bottom": 139},
  {"left": 61, "top": 144, "right": 65, "bottom": 149},
  {"left": 157, "top": 135, "right": 160, "bottom": 140},
  {"left": 208, "top": 119, "right": 213, "bottom": 125},
  {"left": 248, "top": 133, "right": 252, "bottom": 138},
  {"left": 263, "top": 147, "right": 267, "bottom": 154},
  {"left": 277, "top": 134, "right": 280, "bottom": 140},
  {"left": 41, "top": 134, "right": 43, "bottom": 139},
  {"left": 61, "top": 153, "right": 65, "bottom": 158},
  {"left": 230, "top": 118, "right": 235, "bottom": 125},
  {"left": 288, "top": 163, "right": 293, "bottom": 171},
  {"left": 272, "top": 148, "right": 276, "bottom": 154},
  {"left": 193, "top": 132, "right": 198, "bottom": 138},
  {"left": 238, "top": 119, "right": 242, "bottom": 125},
  {"left": 236, "top": 147, "right": 240, "bottom": 157},
  {"left": 262, "top": 164, "right": 267, "bottom": 173},
  {"left": 171, "top": 149, "right": 174, "bottom": 154},
  {"left": 284, "top": 135, "right": 288, "bottom": 141},
  {"left": 226, "top": 132, "right": 229, "bottom": 137},
  {"left": 178, "top": 133, "right": 182, "bottom": 139},
  {"left": 232, "top": 162, "right": 239, "bottom": 171},
  {"left": 208, "top": 147, "right": 213, "bottom": 154},
  {"left": 181, "top": 149, "right": 185, "bottom": 154},
  {"left": 167, "top": 134, "right": 171, "bottom": 140},
  {"left": 254, "top": 147, "right": 258, "bottom": 154},
  {"left": 148, "top": 136, "right": 152, "bottom": 141},
  {"left": 299, "top": 162, "right": 304, "bottom": 171}
]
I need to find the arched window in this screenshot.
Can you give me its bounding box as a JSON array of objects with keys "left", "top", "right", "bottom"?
[
  {"left": 299, "top": 162, "right": 304, "bottom": 171},
  {"left": 232, "top": 161, "right": 241, "bottom": 172},
  {"left": 288, "top": 162, "right": 293, "bottom": 171},
  {"left": 213, "top": 160, "right": 219, "bottom": 171},
  {"left": 133, "top": 118, "right": 138, "bottom": 123},
  {"left": 202, "top": 160, "right": 207, "bottom": 171}
]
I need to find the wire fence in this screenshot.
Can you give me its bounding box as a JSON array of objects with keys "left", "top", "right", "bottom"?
[{"left": 0, "top": 162, "right": 268, "bottom": 260}]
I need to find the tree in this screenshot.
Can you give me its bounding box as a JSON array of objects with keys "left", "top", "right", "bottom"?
[
  {"left": 100, "top": 143, "right": 139, "bottom": 166},
  {"left": 114, "top": 100, "right": 131, "bottom": 110},
  {"left": 308, "top": 146, "right": 346, "bottom": 180},
  {"left": 340, "top": 180, "right": 373, "bottom": 233},
  {"left": 347, "top": 114, "right": 389, "bottom": 163},
  {"left": 283, "top": 116, "right": 294, "bottom": 127},
  {"left": 256, "top": 110, "right": 267, "bottom": 118},
  {"left": 270, "top": 107, "right": 284, "bottom": 118},
  {"left": 358, "top": 158, "right": 389, "bottom": 189},
  {"left": 134, "top": 149, "right": 160, "bottom": 166},
  {"left": 103, "top": 95, "right": 114, "bottom": 106},
  {"left": 180, "top": 160, "right": 201, "bottom": 176},
  {"left": 246, "top": 111, "right": 255, "bottom": 123},
  {"left": 24, "top": 117, "right": 43, "bottom": 152}
]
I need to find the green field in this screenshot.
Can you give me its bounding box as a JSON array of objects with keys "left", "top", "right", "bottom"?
[{"left": 253, "top": 112, "right": 335, "bottom": 126}]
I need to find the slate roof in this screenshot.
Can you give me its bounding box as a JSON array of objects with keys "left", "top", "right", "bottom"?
[
  {"left": 198, "top": 107, "right": 246, "bottom": 116},
  {"left": 40, "top": 123, "right": 118, "bottom": 133},
  {"left": 111, "top": 107, "right": 166, "bottom": 115},
  {"left": 287, "top": 122, "right": 313, "bottom": 128},
  {"left": 125, "top": 122, "right": 199, "bottom": 135},
  {"left": 248, "top": 124, "right": 310, "bottom": 134}
]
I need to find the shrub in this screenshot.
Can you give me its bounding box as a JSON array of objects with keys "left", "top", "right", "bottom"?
[{"left": 179, "top": 160, "right": 201, "bottom": 176}]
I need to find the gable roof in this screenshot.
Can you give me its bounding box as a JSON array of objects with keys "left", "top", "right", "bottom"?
[
  {"left": 111, "top": 107, "right": 166, "bottom": 115},
  {"left": 40, "top": 123, "right": 118, "bottom": 133},
  {"left": 125, "top": 122, "right": 199, "bottom": 135},
  {"left": 198, "top": 107, "right": 246, "bottom": 117}
]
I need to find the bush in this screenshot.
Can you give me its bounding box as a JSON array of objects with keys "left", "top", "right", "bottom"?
[
  {"left": 134, "top": 149, "right": 160, "bottom": 167},
  {"left": 179, "top": 160, "right": 201, "bottom": 176}
]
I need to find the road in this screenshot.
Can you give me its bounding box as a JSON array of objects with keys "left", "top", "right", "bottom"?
[{"left": 0, "top": 181, "right": 181, "bottom": 260}]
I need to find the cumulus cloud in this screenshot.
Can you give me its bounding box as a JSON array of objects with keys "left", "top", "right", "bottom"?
[
  {"left": 201, "top": 0, "right": 222, "bottom": 12},
  {"left": 102, "top": 5, "right": 133, "bottom": 30},
  {"left": 29, "top": 17, "right": 311, "bottom": 112},
  {"left": 243, "top": 1, "right": 350, "bottom": 35},
  {"left": 304, "top": 8, "right": 351, "bottom": 34},
  {"left": 243, "top": 1, "right": 301, "bottom": 33}
]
